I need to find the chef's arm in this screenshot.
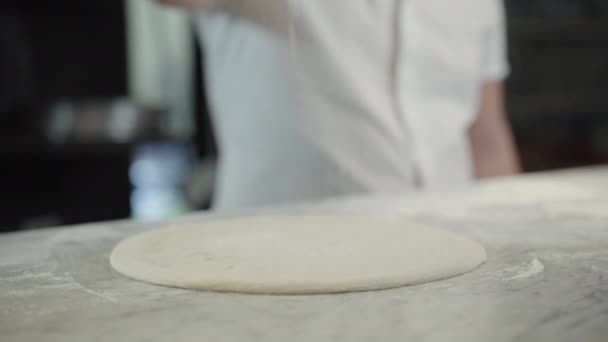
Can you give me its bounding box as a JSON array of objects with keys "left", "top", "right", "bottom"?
[{"left": 469, "top": 81, "right": 521, "bottom": 178}]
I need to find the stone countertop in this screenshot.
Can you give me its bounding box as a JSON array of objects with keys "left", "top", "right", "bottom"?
[{"left": 1, "top": 167, "right": 608, "bottom": 342}]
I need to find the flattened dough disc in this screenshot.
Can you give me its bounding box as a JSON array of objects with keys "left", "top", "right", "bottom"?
[{"left": 110, "top": 216, "right": 486, "bottom": 294}]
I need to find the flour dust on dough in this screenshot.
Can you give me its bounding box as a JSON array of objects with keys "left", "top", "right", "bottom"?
[{"left": 110, "top": 216, "right": 486, "bottom": 294}]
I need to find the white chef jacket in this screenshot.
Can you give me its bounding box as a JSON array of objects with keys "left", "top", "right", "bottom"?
[{"left": 195, "top": 0, "right": 509, "bottom": 209}]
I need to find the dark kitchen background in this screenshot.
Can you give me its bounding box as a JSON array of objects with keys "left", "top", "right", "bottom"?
[{"left": 1, "top": 0, "right": 607, "bottom": 231}]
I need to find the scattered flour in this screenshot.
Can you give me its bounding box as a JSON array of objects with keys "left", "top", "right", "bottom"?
[
  {"left": 63, "top": 272, "right": 118, "bottom": 303},
  {"left": 3, "top": 268, "right": 117, "bottom": 303},
  {"left": 489, "top": 257, "right": 545, "bottom": 281},
  {"left": 505, "top": 258, "right": 545, "bottom": 280},
  {"left": 542, "top": 202, "right": 608, "bottom": 220},
  {"left": 590, "top": 265, "right": 606, "bottom": 274}
]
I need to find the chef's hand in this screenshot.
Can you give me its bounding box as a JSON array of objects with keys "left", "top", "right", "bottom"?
[{"left": 155, "top": 0, "right": 217, "bottom": 9}]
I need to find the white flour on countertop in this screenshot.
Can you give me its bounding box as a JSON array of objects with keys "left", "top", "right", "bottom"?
[{"left": 488, "top": 258, "right": 545, "bottom": 281}]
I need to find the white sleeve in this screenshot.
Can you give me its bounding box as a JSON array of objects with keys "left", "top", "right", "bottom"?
[{"left": 481, "top": 0, "right": 510, "bottom": 81}]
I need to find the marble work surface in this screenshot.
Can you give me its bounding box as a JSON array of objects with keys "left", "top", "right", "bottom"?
[{"left": 1, "top": 167, "right": 608, "bottom": 342}]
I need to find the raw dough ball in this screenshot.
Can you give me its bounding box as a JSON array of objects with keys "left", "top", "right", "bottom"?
[{"left": 110, "top": 216, "right": 486, "bottom": 294}]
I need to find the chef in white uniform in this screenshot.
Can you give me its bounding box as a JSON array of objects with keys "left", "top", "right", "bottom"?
[{"left": 158, "top": 0, "right": 521, "bottom": 209}]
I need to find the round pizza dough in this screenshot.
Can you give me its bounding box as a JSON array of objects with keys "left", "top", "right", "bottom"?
[{"left": 110, "top": 216, "right": 486, "bottom": 294}]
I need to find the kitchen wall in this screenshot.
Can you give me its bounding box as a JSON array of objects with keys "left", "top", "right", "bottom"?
[{"left": 506, "top": 0, "right": 608, "bottom": 170}]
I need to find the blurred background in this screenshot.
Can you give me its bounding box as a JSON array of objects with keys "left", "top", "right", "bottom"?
[{"left": 1, "top": 0, "right": 607, "bottom": 231}]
